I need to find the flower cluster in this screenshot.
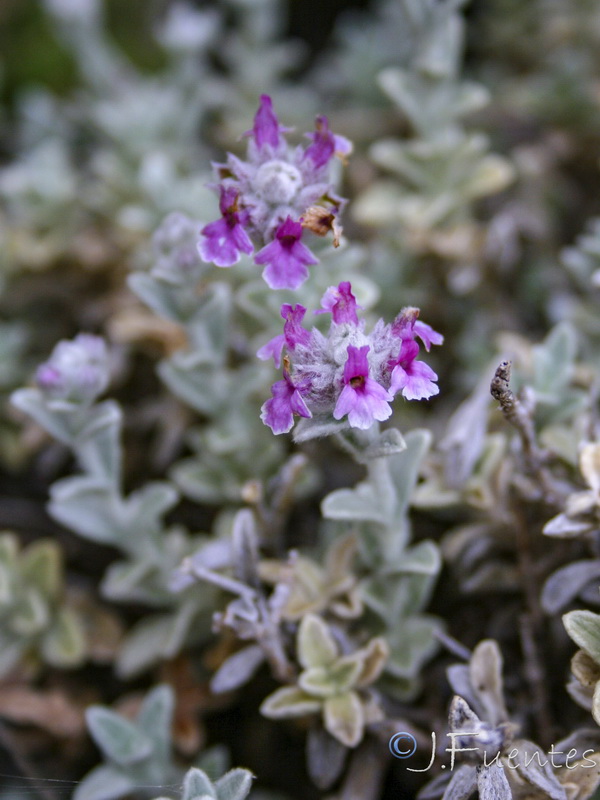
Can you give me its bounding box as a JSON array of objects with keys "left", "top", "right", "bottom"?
[
  {"left": 35, "top": 334, "right": 110, "bottom": 405},
  {"left": 199, "top": 95, "right": 351, "bottom": 290},
  {"left": 258, "top": 282, "right": 443, "bottom": 434}
]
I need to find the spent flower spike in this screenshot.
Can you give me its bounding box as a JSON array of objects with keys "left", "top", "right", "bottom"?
[
  {"left": 258, "top": 282, "right": 443, "bottom": 434},
  {"left": 199, "top": 95, "right": 351, "bottom": 290}
]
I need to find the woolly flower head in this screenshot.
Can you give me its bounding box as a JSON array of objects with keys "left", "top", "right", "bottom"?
[
  {"left": 35, "top": 334, "right": 110, "bottom": 405},
  {"left": 198, "top": 95, "right": 352, "bottom": 290},
  {"left": 258, "top": 282, "right": 443, "bottom": 435}
]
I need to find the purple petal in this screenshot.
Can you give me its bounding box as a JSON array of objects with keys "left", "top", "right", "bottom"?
[
  {"left": 390, "top": 360, "right": 439, "bottom": 401},
  {"left": 199, "top": 216, "right": 253, "bottom": 267},
  {"left": 414, "top": 321, "right": 444, "bottom": 351},
  {"left": 261, "top": 374, "right": 311, "bottom": 434},
  {"left": 319, "top": 281, "right": 359, "bottom": 325},
  {"left": 333, "top": 379, "right": 392, "bottom": 429},
  {"left": 303, "top": 115, "right": 336, "bottom": 171},
  {"left": 342, "top": 344, "right": 370, "bottom": 383},
  {"left": 250, "top": 95, "right": 283, "bottom": 150},
  {"left": 254, "top": 217, "right": 318, "bottom": 290},
  {"left": 257, "top": 334, "right": 285, "bottom": 367},
  {"left": 281, "top": 304, "right": 311, "bottom": 348}
]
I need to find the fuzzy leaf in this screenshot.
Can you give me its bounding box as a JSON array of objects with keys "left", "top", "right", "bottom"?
[
  {"left": 389, "top": 429, "right": 432, "bottom": 515},
  {"left": 41, "top": 607, "right": 86, "bottom": 667},
  {"left": 321, "top": 483, "right": 388, "bottom": 524},
  {"left": 85, "top": 706, "right": 153, "bottom": 766},
  {"left": 306, "top": 726, "right": 347, "bottom": 790},
  {"left": 73, "top": 765, "right": 136, "bottom": 800},
  {"left": 20, "top": 540, "right": 62, "bottom": 600},
  {"left": 214, "top": 769, "right": 253, "bottom": 800},
  {"left": 116, "top": 613, "right": 181, "bottom": 678},
  {"left": 299, "top": 660, "right": 361, "bottom": 698},
  {"left": 210, "top": 645, "right": 265, "bottom": 694},
  {"left": 469, "top": 640, "right": 507, "bottom": 726},
  {"left": 476, "top": 764, "right": 511, "bottom": 800},
  {"left": 137, "top": 685, "right": 174, "bottom": 762},
  {"left": 440, "top": 764, "right": 477, "bottom": 800},
  {"left": 542, "top": 561, "right": 600, "bottom": 614},
  {"left": 49, "top": 477, "right": 121, "bottom": 545},
  {"left": 564, "top": 610, "right": 600, "bottom": 665},
  {"left": 386, "top": 616, "right": 441, "bottom": 679},
  {"left": 593, "top": 682, "right": 600, "bottom": 727},
  {"left": 260, "top": 687, "right": 321, "bottom": 719},
  {"left": 323, "top": 691, "right": 364, "bottom": 748},
  {"left": 182, "top": 767, "right": 216, "bottom": 800},
  {"left": 11, "top": 587, "right": 49, "bottom": 635},
  {"left": 297, "top": 615, "right": 338, "bottom": 669}
]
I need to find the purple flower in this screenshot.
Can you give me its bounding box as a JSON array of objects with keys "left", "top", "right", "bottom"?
[
  {"left": 248, "top": 94, "right": 286, "bottom": 152},
  {"left": 316, "top": 281, "right": 360, "bottom": 325},
  {"left": 333, "top": 345, "right": 393, "bottom": 429},
  {"left": 261, "top": 371, "right": 312, "bottom": 434},
  {"left": 257, "top": 335, "right": 285, "bottom": 367},
  {"left": 199, "top": 186, "right": 254, "bottom": 268},
  {"left": 257, "top": 304, "right": 311, "bottom": 367},
  {"left": 254, "top": 217, "right": 318, "bottom": 290},
  {"left": 198, "top": 95, "right": 350, "bottom": 287},
  {"left": 259, "top": 281, "right": 442, "bottom": 436},
  {"left": 389, "top": 339, "right": 439, "bottom": 401},
  {"left": 303, "top": 116, "right": 352, "bottom": 173}
]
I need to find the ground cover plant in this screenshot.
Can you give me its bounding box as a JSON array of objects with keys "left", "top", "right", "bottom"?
[{"left": 3, "top": 1, "right": 600, "bottom": 799}]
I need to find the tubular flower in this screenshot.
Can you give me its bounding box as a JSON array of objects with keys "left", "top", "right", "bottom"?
[
  {"left": 258, "top": 283, "right": 443, "bottom": 434},
  {"left": 198, "top": 95, "right": 352, "bottom": 290}
]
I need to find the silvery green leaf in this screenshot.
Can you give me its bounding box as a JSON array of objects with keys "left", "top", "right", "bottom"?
[
  {"left": 214, "top": 769, "right": 253, "bottom": 800},
  {"left": 75, "top": 400, "right": 122, "bottom": 483},
  {"left": 137, "top": 685, "right": 174, "bottom": 762},
  {"left": 306, "top": 726, "right": 347, "bottom": 790},
  {"left": 182, "top": 768, "right": 216, "bottom": 800},
  {"left": 11, "top": 587, "right": 49, "bottom": 635},
  {"left": 543, "top": 509, "right": 592, "bottom": 537},
  {"left": 158, "top": 360, "right": 229, "bottom": 415},
  {"left": 0, "top": 637, "right": 24, "bottom": 677},
  {"left": 85, "top": 706, "right": 153, "bottom": 766},
  {"left": 514, "top": 739, "right": 567, "bottom": 800},
  {"left": 116, "top": 613, "right": 181, "bottom": 678},
  {"left": 385, "top": 615, "right": 441, "bottom": 679},
  {"left": 20, "top": 539, "right": 61, "bottom": 599},
  {"left": 416, "top": 13, "right": 464, "bottom": 78},
  {"left": 210, "top": 644, "right": 265, "bottom": 694},
  {"left": 298, "top": 614, "right": 338, "bottom": 669},
  {"left": 321, "top": 483, "right": 388, "bottom": 525},
  {"left": 323, "top": 690, "right": 364, "bottom": 748},
  {"left": 389, "top": 541, "right": 441, "bottom": 575},
  {"left": 563, "top": 610, "right": 600, "bottom": 664},
  {"left": 186, "top": 283, "right": 232, "bottom": 360},
  {"left": 195, "top": 746, "right": 230, "bottom": 781},
  {"left": 121, "top": 482, "right": 179, "bottom": 540},
  {"left": 447, "top": 665, "right": 479, "bottom": 714},
  {"left": 293, "top": 415, "right": 350, "bottom": 443},
  {"left": 358, "top": 427, "right": 407, "bottom": 461},
  {"left": 389, "top": 429, "right": 432, "bottom": 516},
  {"left": 440, "top": 764, "right": 477, "bottom": 800},
  {"left": 128, "top": 272, "right": 185, "bottom": 324},
  {"left": 11, "top": 388, "right": 77, "bottom": 445},
  {"left": 73, "top": 765, "right": 136, "bottom": 800},
  {"left": 101, "top": 558, "right": 163, "bottom": 604},
  {"left": 260, "top": 687, "right": 321, "bottom": 719},
  {"left": 41, "top": 606, "right": 86, "bottom": 667},
  {"left": 476, "top": 764, "right": 511, "bottom": 800},
  {"left": 468, "top": 640, "right": 507, "bottom": 726},
  {"left": 49, "top": 476, "right": 120, "bottom": 545},
  {"left": 532, "top": 323, "right": 577, "bottom": 397},
  {"left": 541, "top": 561, "right": 600, "bottom": 614}
]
